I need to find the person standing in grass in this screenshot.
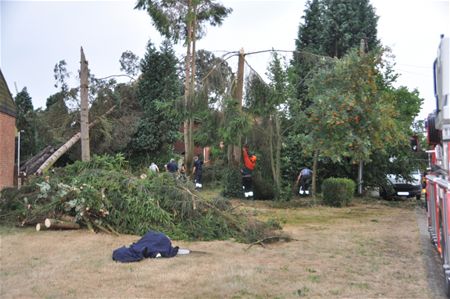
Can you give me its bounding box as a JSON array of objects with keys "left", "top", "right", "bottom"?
[
  {"left": 193, "top": 156, "right": 203, "bottom": 189},
  {"left": 165, "top": 159, "right": 179, "bottom": 174},
  {"left": 149, "top": 162, "right": 159, "bottom": 173},
  {"left": 296, "top": 167, "right": 312, "bottom": 195},
  {"left": 241, "top": 145, "right": 257, "bottom": 199}
]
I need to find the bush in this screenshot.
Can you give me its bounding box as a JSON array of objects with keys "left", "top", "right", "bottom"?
[
  {"left": 322, "top": 177, "right": 355, "bottom": 207},
  {"left": 252, "top": 172, "right": 275, "bottom": 200},
  {"left": 202, "top": 162, "right": 225, "bottom": 187},
  {"left": 222, "top": 166, "right": 243, "bottom": 198}
]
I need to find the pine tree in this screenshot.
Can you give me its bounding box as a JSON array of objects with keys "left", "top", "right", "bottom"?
[
  {"left": 130, "top": 39, "right": 181, "bottom": 155},
  {"left": 14, "top": 87, "right": 37, "bottom": 160},
  {"left": 322, "top": 0, "right": 379, "bottom": 58},
  {"left": 292, "top": 0, "right": 379, "bottom": 103}
]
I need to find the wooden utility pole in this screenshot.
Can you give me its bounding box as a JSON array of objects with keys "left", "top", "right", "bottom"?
[{"left": 80, "top": 47, "right": 90, "bottom": 162}]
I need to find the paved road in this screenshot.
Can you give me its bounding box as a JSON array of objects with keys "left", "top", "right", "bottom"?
[{"left": 416, "top": 205, "right": 447, "bottom": 298}]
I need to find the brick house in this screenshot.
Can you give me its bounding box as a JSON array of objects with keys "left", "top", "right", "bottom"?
[{"left": 0, "top": 69, "right": 17, "bottom": 190}]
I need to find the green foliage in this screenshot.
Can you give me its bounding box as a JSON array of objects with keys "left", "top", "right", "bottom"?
[
  {"left": 134, "top": 0, "right": 232, "bottom": 43},
  {"left": 305, "top": 49, "right": 401, "bottom": 164},
  {"left": 292, "top": 0, "right": 379, "bottom": 102},
  {"left": 1, "top": 155, "right": 280, "bottom": 243},
  {"left": 130, "top": 39, "right": 181, "bottom": 156},
  {"left": 201, "top": 163, "right": 225, "bottom": 187},
  {"left": 14, "top": 87, "right": 37, "bottom": 160},
  {"left": 252, "top": 172, "right": 275, "bottom": 200},
  {"left": 220, "top": 98, "right": 251, "bottom": 145},
  {"left": 322, "top": 177, "right": 355, "bottom": 207},
  {"left": 221, "top": 167, "right": 243, "bottom": 198},
  {"left": 321, "top": 0, "right": 379, "bottom": 58}
]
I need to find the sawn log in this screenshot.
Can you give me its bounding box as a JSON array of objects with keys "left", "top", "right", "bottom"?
[{"left": 44, "top": 218, "right": 80, "bottom": 230}]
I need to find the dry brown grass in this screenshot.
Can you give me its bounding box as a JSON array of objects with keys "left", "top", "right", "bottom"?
[{"left": 0, "top": 198, "right": 432, "bottom": 298}]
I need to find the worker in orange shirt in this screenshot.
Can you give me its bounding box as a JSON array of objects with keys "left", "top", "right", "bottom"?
[{"left": 241, "top": 145, "right": 257, "bottom": 199}]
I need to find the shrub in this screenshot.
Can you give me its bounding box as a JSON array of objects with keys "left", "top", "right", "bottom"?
[
  {"left": 202, "top": 162, "right": 225, "bottom": 187},
  {"left": 222, "top": 166, "right": 243, "bottom": 198},
  {"left": 322, "top": 177, "right": 355, "bottom": 207}
]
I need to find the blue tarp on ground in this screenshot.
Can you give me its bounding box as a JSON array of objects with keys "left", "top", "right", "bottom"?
[{"left": 112, "top": 230, "right": 179, "bottom": 263}]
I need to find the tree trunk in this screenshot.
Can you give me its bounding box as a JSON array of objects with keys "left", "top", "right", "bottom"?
[
  {"left": 233, "top": 48, "right": 245, "bottom": 165},
  {"left": 357, "top": 160, "right": 363, "bottom": 195},
  {"left": 36, "top": 105, "right": 116, "bottom": 174},
  {"left": 21, "top": 145, "right": 55, "bottom": 175},
  {"left": 274, "top": 113, "right": 281, "bottom": 191},
  {"left": 183, "top": 1, "right": 194, "bottom": 174},
  {"left": 44, "top": 218, "right": 80, "bottom": 230},
  {"left": 312, "top": 149, "right": 319, "bottom": 196},
  {"left": 268, "top": 115, "right": 279, "bottom": 192},
  {"left": 80, "top": 47, "right": 90, "bottom": 162}
]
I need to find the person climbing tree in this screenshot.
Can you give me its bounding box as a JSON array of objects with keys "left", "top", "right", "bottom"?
[{"left": 241, "top": 145, "right": 257, "bottom": 199}]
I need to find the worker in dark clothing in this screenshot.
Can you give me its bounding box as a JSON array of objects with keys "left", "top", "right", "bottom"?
[
  {"left": 165, "top": 159, "right": 179, "bottom": 174},
  {"left": 193, "top": 156, "right": 203, "bottom": 189},
  {"left": 241, "top": 145, "right": 257, "bottom": 199},
  {"left": 296, "top": 167, "right": 312, "bottom": 195}
]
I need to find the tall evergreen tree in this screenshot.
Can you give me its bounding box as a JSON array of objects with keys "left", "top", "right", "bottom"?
[
  {"left": 14, "top": 87, "right": 37, "bottom": 160},
  {"left": 130, "top": 39, "right": 181, "bottom": 155},
  {"left": 135, "top": 0, "right": 232, "bottom": 172},
  {"left": 322, "top": 0, "right": 379, "bottom": 58},
  {"left": 292, "top": 0, "right": 379, "bottom": 102}
]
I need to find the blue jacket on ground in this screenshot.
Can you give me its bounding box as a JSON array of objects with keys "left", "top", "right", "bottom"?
[{"left": 112, "top": 230, "right": 179, "bottom": 263}]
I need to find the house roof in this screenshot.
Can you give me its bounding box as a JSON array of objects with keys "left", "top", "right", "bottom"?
[{"left": 0, "top": 69, "right": 16, "bottom": 118}]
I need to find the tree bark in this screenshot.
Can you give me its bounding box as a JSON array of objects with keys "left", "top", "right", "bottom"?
[
  {"left": 80, "top": 47, "right": 90, "bottom": 162},
  {"left": 21, "top": 146, "right": 55, "bottom": 175},
  {"left": 183, "top": 0, "right": 194, "bottom": 173},
  {"left": 233, "top": 48, "right": 245, "bottom": 165},
  {"left": 274, "top": 113, "right": 281, "bottom": 191},
  {"left": 312, "top": 149, "right": 319, "bottom": 196},
  {"left": 44, "top": 218, "right": 80, "bottom": 230},
  {"left": 36, "top": 105, "right": 116, "bottom": 174}
]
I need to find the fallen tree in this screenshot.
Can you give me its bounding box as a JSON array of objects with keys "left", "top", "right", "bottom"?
[
  {"left": 1, "top": 155, "right": 287, "bottom": 243},
  {"left": 20, "top": 146, "right": 56, "bottom": 175},
  {"left": 36, "top": 105, "right": 116, "bottom": 175}
]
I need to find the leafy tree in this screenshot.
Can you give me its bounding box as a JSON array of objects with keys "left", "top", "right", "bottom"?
[
  {"left": 119, "top": 51, "right": 140, "bottom": 78},
  {"left": 14, "top": 87, "right": 37, "bottom": 160},
  {"left": 53, "top": 60, "right": 70, "bottom": 92},
  {"left": 364, "top": 86, "right": 424, "bottom": 187},
  {"left": 193, "top": 50, "right": 234, "bottom": 148},
  {"left": 244, "top": 53, "right": 294, "bottom": 198},
  {"left": 304, "top": 49, "right": 403, "bottom": 193},
  {"left": 129, "top": 39, "right": 181, "bottom": 156},
  {"left": 135, "top": 0, "right": 232, "bottom": 173}
]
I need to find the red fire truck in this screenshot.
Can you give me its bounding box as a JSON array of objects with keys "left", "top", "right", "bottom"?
[{"left": 426, "top": 35, "right": 450, "bottom": 295}]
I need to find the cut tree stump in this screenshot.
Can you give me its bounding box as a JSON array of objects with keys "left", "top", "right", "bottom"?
[{"left": 44, "top": 218, "right": 80, "bottom": 230}]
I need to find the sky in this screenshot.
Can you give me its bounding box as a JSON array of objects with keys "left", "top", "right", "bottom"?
[{"left": 1, "top": 0, "right": 449, "bottom": 120}]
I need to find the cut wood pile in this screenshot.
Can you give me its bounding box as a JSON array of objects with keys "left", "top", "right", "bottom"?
[
  {"left": 1, "top": 154, "right": 286, "bottom": 243},
  {"left": 20, "top": 146, "right": 56, "bottom": 176}
]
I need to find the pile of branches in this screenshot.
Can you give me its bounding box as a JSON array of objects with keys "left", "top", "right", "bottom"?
[{"left": 0, "top": 154, "right": 284, "bottom": 243}]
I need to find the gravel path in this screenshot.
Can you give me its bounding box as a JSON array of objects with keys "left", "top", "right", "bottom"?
[{"left": 416, "top": 205, "right": 447, "bottom": 298}]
